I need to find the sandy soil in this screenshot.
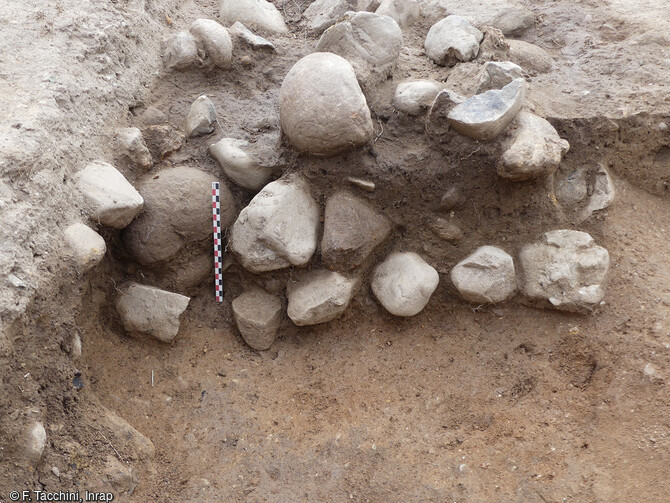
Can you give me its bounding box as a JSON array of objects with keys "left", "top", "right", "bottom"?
[{"left": 2, "top": 0, "right": 670, "bottom": 502}]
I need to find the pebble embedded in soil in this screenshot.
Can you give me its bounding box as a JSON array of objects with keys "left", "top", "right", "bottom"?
[
  {"left": 287, "top": 270, "right": 358, "bottom": 326},
  {"left": 76, "top": 161, "right": 144, "bottom": 229},
  {"left": 279, "top": 52, "right": 374, "bottom": 156},
  {"left": 393, "top": 80, "right": 441, "bottom": 116},
  {"left": 519, "top": 230, "right": 610, "bottom": 312},
  {"left": 430, "top": 217, "right": 463, "bottom": 242},
  {"left": 190, "top": 18, "right": 233, "bottom": 69},
  {"left": 230, "top": 176, "right": 320, "bottom": 273},
  {"left": 164, "top": 31, "right": 199, "bottom": 70},
  {"left": 115, "top": 127, "right": 153, "bottom": 170},
  {"left": 448, "top": 78, "right": 526, "bottom": 141},
  {"left": 346, "top": 177, "right": 376, "bottom": 192},
  {"left": 22, "top": 422, "right": 46, "bottom": 464},
  {"left": 63, "top": 223, "right": 107, "bottom": 273},
  {"left": 424, "top": 15, "right": 483, "bottom": 67},
  {"left": 232, "top": 288, "right": 283, "bottom": 350},
  {"left": 578, "top": 164, "right": 616, "bottom": 223},
  {"left": 372, "top": 252, "right": 439, "bottom": 317},
  {"left": 231, "top": 22, "right": 276, "bottom": 50},
  {"left": 450, "top": 245, "right": 517, "bottom": 304},
  {"left": 507, "top": 39, "right": 555, "bottom": 74},
  {"left": 115, "top": 282, "right": 191, "bottom": 342},
  {"left": 439, "top": 186, "right": 461, "bottom": 210},
  {"left": 185, "top": 95, "right": 217, "bottom": 138}
]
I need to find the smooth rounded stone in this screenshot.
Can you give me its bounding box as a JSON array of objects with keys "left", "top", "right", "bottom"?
[
  {"left": 77, "top": 161, "right": 144, "bottom": 229},
  {"left": 430, "top": 218, "right": 463, "bottom": 242},
  {"left": 426, "top": 89, "right": 465, "bottom": 142},
  {"left": 477, "top": 61, "right": 522, "bottom": 93},
  {"left": 448, "top": 78, "right": 525, "bottom": 141},
  {"left": 231, "top": 22, "right": 275, "bottom": 50},
  {"left": 357, "top": 0, "right": 381, "bottom": 11},
  {"left": 142, "top": 124, "right": 184, "bottom": 160},
  {"left": 347, "top": 177, "right": 376, "bottom": 192},
  {"left": 185, "top": 95, "right": 217, "bottom": 138},
  {"left": 116, "top": 127, "right": 152, "bottom": 170},
  {"left": 316, "top": 11, "right": 403, "bottom": 89},
  {"left": 421, "top": 0, "right": 534, "bottom": 36},
  {"left": 498, "top": 110, "right": 570, "bottom": 181},
  {"left": 518, "top": 230, "right": 610, "bottom": 312},
  {"left": 190, "top": 19, "right": 233, "bottom": 69},
  {"left": 376, "top": 0, "right": 419, "bottom": 27},
  {"left": 393, "top": 80, "right": 441, "bottom": 116},
  {"left": 115, "top": 283, "right": 191, "bottom": 342},
  {"left": 321, "top": 191, "right": 392, "bottom": 270},
  {"left": 124, "top": 167, "right": 234, "bottom": 265},
  {"left": 450, "top": 246, "right": 516, "bottom": 303},
  {"left": 440, "top": 186, "right": 460, "bottom": 210},
  {"left": 425, "top": 15, "right": 483, "bottom": 67},
  {"left": 164, "top": 31, "right": 199, "bottom": 70},
  {"left": 304, "top": 0, "right": 353, "bottom": 34},
  {"left": 287, "top": 270, "right": 358, "bottom": 326},
  {"left": 230, "top": 176, "right": 319, "bottom": 273},
  {"left": 219, "top": 0, "right": 288, "bottom": 34},
  {"left": 64, "top": 223, "right": 107, "bottom": 273},
  {"left": 22, "top": 422, "right": 46, "bottom": 464},
  {"left": 279, "top": 53, "right": 374, "bottom": 156},
  {"left": 210, "top": 138, "right": 274, "bottom": 190},
  {"left": 578, "top": 165, "right": 616, "bottom": 223},
  {"left": 232, "top": 288, "right": 282, "bottom": 350},
  {"left": 508, "top": 40, "right": 554, "bottom": 74},
  {"left": 371, "top": 252, "right": 439, "bottom": 317}
]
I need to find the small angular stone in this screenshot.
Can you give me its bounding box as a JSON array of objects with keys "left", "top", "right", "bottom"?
[
  {"left": 448, "top": 78, "right": 525, "bottom": 141},
  {"left": 231, "top": 22, "right": 275, "bottom": 50},
  {"left": 287, "top": 270, "right": 358, "bottom": 326},
  {"left": 64, "top": 223, "right": 107, "bottom": 273},
  {"left": 232, "top": 288, "right": 282, "bottom": 350},
  {"left": 142, "top": 125, "right": 184, "bottom": 160},
  {"left": 578, "top": 165, "right": 615, "bottom": 223},
  {"left": 116, "top": 127, "right": 153, "bottom": 170},
  {"left": 321, "top": 191, "right": 392, "bottom": 270},
  {"left": 450, "top": 246, "right": 516, "bottom": 303},
  {"left": 426, "top": 89, "right": 465, "bottom": 142},
  {"left": 477, "top": 61, "right": 522, "bottom": 93},
  {"left": 430, "top": 218, "right": 463, "bottom": 242},
  {"left": 164, "top": 31, "right": 199, "bottom": 70},
  {"left": 185, "top": 95, "right": 217, "bottom": 138}
]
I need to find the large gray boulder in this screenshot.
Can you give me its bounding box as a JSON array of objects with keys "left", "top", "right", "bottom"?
[
  {"left": 116, "top": 283, "right": 191, "bottom": 342},
  {"left": 64, "top": 223, "right": 107, "bottom": 273},
  {"left": 376, "top": 0, "right": 419, "bottom": 27},
  {"left": 450, "top": 246, "right": 516, "bottom": 304},
  {"left": 279, "top": 53, "right": 374, "bottom": 156},
  {"left": 123, "top": 167, "right": 235, "bottom": 265},
  {"left": 448, "top": 78, "right": 525, "bottom": 141},
  {"left": 321, "top": 191, "right": 391, "bottom": 270},
  {"left": 316, "top": 11, "right": 403, "bottom": 88},
  {"left": 421, "top": 0, "right": 535, "bottom": 36},
  {"left": 518, "top": 230, "right": 610, "bottom": 312},
  {"left": 371, "top": 252, "right": 439, "bottom": 317},
  {"left": 209, "top": 137, "right": 274, "bottom": 190},
  {"left": 230, "top": 176, "right": 319, "bottom": 273},
  {"left": 76, "top": 161, "right": 144, "bottom": 229},
  {"left": 232, "top": 288, "right": 283, "bottom": 350},
  {"left": 424, "top": 15, "right": 483, "bottom": 67},
  {"left": 304, "top": 0, "right": 354, "bottom": 34},
  {"left": 393, "top": 80, "right": 441, "bottom": 116},
  {"left": 190, "top": 19, "right": 233, "bottom": 69},
  {"left": 498, "top": 110, "right": 570, "bottom": 181},
  {"left": 287, "top": 270, "right": 358, "bottom": 326},
  {"left": 219, "top": 0, "right": 288, "bottom": 34}
]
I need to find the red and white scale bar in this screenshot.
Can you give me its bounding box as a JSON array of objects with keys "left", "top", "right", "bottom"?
[{"left": 212, "top": 182, "right": 224, "bottom": 303}]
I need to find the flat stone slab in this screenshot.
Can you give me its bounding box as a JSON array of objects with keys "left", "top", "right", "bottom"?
[
  {"left": 448, "top": 78, "right": 526, "bottom": 141},
  {"left": 287, "top": 270, "right": 358, "bottom": 326}
]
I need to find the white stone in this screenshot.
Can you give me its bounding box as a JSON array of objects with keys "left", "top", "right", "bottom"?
[
  {"left": 77, "top": 161, "right": 144, "bottom": 229},
  {"left": 279, "top": 52, "right": 374, "bottom": 156},
  {"left": 116, "top": 283, "right": 191, "bottom": 342},
  {"left": 376, "top": 0, "right": 419, "bottom": 27},
  {"left": 185, "top": 95, "right": 217, "bottom": 138},
  {"left": 372, "top": 252, "right": 439, "bottom": 316},
  {"left": 287, "top": 270, "right": 358, "bottom": 326},
  {"left": 477, "top": 61, "right": 523, "bottom": 93},
  {"left": 346, "top": 177, "right": 376, "bottom": 192},
  {"left": 448, "top": 78, "right": 525, "bottom": 141},
  {"left": 232, "top": 288, "right": 283, "bottom": 350},
  {"left": 393, "top": 80, "right": 441, "bottom": 115},
  {"left": 210, "top": 138, "right": 274, "bottom": 190},
  {"left": 231, "top": 176, "right": 320, "bottom": 273},
  {"left": 231, "top": 22, "right": 275, "bottom": 50},
  {"left": 450, "top": 246, "right": 516, "bottom": 304},
  {"left": 190, "top": 19, "right": 233, "bottom": 69},
  {"left": 116, "top": 127, "right": 152, "bottom": 170},
  {"left": 357, "top": 0, "right": 381, "bottom": 11},
  {"left": 421, "top": 0, "right": 534, "bottom": 36},
  {"left": 425, "top": 15, "right": 483, "bottom": 67},
  {"left": 219, "top": 0, "right": 288, "bottom": 34},
  {"left": 304, "top": 0, "right": 352, "bottom": 34},
  {"left": 519, "top": 230, "right": 610, "bottom": 312},
  {"left": 164, "top": 31, "right": 199, "bottom": 70},
  {"left": 23, "top": 422, "right": 47, "bottom": 463},
  {"left": 498, "top": 110, "right": 570, "bottom": 181},
  {"left": 316, "top": 11, "right": 403, "bottom": 89},
  {"left": 578, "top": 165, "right": 616, "bottom": 223},
  {"left": 64, "top": 223, "right": 107, "bottom": 273}
]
